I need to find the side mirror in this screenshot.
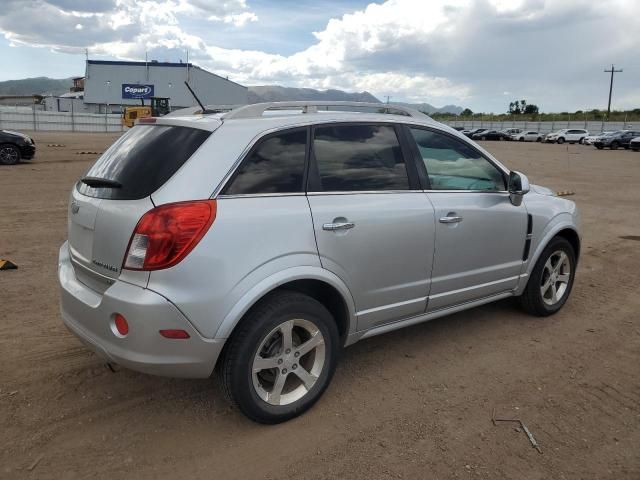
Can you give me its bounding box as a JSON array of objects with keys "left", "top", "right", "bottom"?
[{"left": 508, "top": 171, "right": 530, "bottom": 206}]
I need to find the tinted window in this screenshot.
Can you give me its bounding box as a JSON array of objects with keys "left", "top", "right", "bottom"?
[
  {"left": 409, "top": 128, "right": 505, "bottom": 191},
  {"left": 77, "top": 125, "right": 211, "bottom": 200},
  {"left": 312, "top": 125, "right": 409, "bottom": 191},
  {"left": 223, "top": 129, "right": 306, "bottom": 195}
]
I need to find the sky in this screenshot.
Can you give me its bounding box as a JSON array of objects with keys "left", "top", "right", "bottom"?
[{"left": 0, "top": 0, "right": 638, "bottom": 112}]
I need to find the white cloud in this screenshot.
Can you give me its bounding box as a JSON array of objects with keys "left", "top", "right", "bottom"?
[{"left": 1, "top": 0, "right": 639, "bottom": 110}]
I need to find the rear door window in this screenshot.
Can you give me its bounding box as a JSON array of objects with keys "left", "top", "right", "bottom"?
[
  {"left": 222, "top": 128, "right": 307, "bottom": 195},
  {"left": 311, "top": 124, "right": 409, "bottom": 192},
  {"left": 77, "top": 125, "right": 211, "bottom": 200}
]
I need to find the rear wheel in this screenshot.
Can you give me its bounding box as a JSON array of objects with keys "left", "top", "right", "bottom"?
[
  {"left": 0, "top": 144, "right": 20, "bottom": 165},
  {"left": 520, "top": 237, "right": 576, "bottom": 317},
  {"left": 220, "top": 291, "right": 339, "bottom": 424}
]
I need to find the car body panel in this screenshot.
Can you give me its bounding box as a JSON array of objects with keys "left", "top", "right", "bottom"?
[
  {"left": 426, "top": 191, "right": 528, "bottom": 310},
  {"left": 307, "top": 192, "right": 436, "bottom": 332}
]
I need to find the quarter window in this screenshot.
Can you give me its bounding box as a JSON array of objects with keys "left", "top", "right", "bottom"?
[
  {"left": 312, "top": 124, "right": 409, "bottom": 191},
  {"left": 409, "top": 128, "right": 505, "bottom": 191},
  {"left": 223, "top": 129, "right": 307, "bottom": 195}
]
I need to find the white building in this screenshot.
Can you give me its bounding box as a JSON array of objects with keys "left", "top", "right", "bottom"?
[{"left": 61, "top": 59, "right": 247, "bottom": 113}]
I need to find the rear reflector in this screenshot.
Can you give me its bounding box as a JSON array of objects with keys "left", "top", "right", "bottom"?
[
  {"left": 159, "top": 329, "right": 190, "bottom": 339},
  {"left": 123, "top": 200, "right": 216, "bottom": 271},
  {"left": 114, "top": 314, "right": 129, "bottom": 336},
  {"left": 138, "top": 117, "right": 157, "bottom": 124}
]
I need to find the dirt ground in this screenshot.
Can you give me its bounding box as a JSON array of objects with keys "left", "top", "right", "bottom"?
[{"left": 1, "top": 132, "right": 639, "bottom": 480}]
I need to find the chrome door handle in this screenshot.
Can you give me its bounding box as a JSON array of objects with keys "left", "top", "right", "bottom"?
[
  {"left": 439, "top": 216, "right": 463, "bottom": 224},
  {"left": 323, "top": 222, "right": 355, "bottom": 231}
]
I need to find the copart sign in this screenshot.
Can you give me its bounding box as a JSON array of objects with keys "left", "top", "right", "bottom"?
[{"left": 122, "top": 84, "right": 154, "bottom": 99}]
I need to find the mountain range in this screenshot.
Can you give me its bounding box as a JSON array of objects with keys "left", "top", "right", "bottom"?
[{"left": 0, "top": 77, "right": 464, "bottom": 114}]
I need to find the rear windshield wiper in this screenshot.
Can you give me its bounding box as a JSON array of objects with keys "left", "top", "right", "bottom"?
[{"left": 81, "top": 177, "right": 122, "bottom": 189}]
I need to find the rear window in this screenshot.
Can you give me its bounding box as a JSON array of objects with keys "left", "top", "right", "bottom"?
[{"left": 77, "top": 125, "right": 211, "bottom": 200}]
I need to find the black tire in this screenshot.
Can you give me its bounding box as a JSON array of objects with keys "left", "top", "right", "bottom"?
[
  {"left": 557, "top": 137, "right": 565, "bottom": 144},
  {"left": 579, "top": 137, "right": 585, "bottom": 144},
  {"left": 519, "top": 236, "right": 576, "bottom": 317},
  {"left": 519, "top": 137, "right": 524, "bottom": 142},
  {"left": 536, "top": 137, "right": 542, "bottom": 142},
  {"left": 596, "top": 145, "right": 604, "bottom": 150},
  {"left": 0, "top": 143, "right": 21, "bottom": 165},
  {"left": 610, "top": 141, "right": 619, "bottom": 150},
  {"left": 481, "top": 136, "right": 486, "bottom": 141},
  {"left": 220, "top": 290, "right": 340, "bottom": 424}
]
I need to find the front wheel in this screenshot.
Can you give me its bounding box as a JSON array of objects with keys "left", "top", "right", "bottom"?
[
  {"left": 610, "top": 141, "right": 619, "bottom": 150},
  {"left": 0, "top": 144, "right": 21, "bottom": 165},
  {"left": 557, "top": 137, "right": 565, "bottom": 144},
  {"left": 520, "top": 237, "right": 576, "bottom": 316},
  {"left": 220, "top": 291, "right": 339, "bottom": 423},
  {"left": 519, "top": 137, "right": 524, "bottom": 142}
]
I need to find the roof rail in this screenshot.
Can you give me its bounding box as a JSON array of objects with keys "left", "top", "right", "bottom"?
[{"left": 221, "top": 101, "right": 429, "bottom": 120}]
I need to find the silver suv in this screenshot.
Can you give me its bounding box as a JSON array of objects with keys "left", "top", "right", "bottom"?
[{"left": 59, "top": 102, "right": 580, "bottom": 423}]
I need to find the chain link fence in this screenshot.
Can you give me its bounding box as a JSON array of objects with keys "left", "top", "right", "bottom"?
[{"left": 0, "top": 105, "right": 124, "bottom": 133}]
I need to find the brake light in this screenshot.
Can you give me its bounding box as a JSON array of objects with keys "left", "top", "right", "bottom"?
[{"left": 123, "top": 200, "right": 216, "bottom": 271}]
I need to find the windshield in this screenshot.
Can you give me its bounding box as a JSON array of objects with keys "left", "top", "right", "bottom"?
[{"left": 77, "top": 125, "right": 211, "bottom": 200}]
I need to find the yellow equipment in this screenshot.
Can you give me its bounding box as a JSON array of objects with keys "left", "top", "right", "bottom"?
[{"left": 121, "top": 97, "right": 170, "bottom": 128}]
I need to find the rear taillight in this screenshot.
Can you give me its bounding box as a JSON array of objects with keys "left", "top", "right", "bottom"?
[{"left": 123, "top": 200, "right": 216, "bottom": 271}]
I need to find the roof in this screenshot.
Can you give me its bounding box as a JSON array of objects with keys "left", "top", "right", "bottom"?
[{"left": 87, "top": 59, "right": 195, "bottom": 68}]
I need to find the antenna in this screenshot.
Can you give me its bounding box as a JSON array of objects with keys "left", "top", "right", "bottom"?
[{"left": 183, "top": 81, "right": 209, "bottom": 113}]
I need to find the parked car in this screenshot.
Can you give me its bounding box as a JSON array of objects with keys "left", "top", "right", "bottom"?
[
  {"left": 0, "top": 129, "right": 36, "bottom": 165},
  {"left": 544, "top": 129, "right": 589, "bottom": 144},
  {"left": 513, "top": 131, "right": 543, "bottom": 142},
  {"left": 58, "top": 101, "right": 580, "bottom": 423},
  {"left": 630, "top": 137, "right": 640, "bottom": 151},
  {"left": 593, "top": 130, "right": 640, "bottom": 150},
  {"left": 464, "top": 128, "right": 488, "bottom": 138},
  {"left": 501, "top": 128, "right": 522, "bottom": 139},
  {"left": 471, "top": 130, "right": 510, "bottom": 141},
  {"left": 584, "top": 131, "right": 613, "bottom": 145}
]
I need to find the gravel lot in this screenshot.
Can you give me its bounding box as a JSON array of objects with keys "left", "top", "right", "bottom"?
[{"left": 1, "top": 132, "right": 639, "bottom": 479}]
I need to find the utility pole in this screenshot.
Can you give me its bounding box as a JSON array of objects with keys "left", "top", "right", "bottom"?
[
  {"left": 385, "top": 95, "right": 391, "bottom": 104},
  {"left": 604, "top": 64, "right": 622, "bottom": 119}
]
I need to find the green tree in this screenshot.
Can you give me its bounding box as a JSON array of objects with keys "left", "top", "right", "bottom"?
[
  {"left": 461, "top": 108, "right": 473, "bottom": 116},
  {"left": 524, "top": 104, "right": 539, "bottom": 115}
]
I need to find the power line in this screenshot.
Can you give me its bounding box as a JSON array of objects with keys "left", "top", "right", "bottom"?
[{"left": 604, "top": 64, "right": 622, "bottom": 119}]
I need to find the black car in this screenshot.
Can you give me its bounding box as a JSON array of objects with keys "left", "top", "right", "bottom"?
[
  {"left": 0, "top": 129, "right": 36, "bottom": 165},
  {"left": 464, "top": 128, "right": 488, "bottom": 138},
  {"left": 471, "top": 130, "right": 510, "bottom": 141},
  {"left": 593, "top": 130, "right": 640, "bottom": 150}
]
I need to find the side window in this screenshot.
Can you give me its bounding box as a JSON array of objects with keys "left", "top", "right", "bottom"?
[
  {"left": 312, "top": 124, "right": 409, "bottom": 191},
  {"left": 223, "top": 129, "right": 306, "bottom": 195},
  {"left": 409, "top": 128, "right": 506, "bottom": 191}
]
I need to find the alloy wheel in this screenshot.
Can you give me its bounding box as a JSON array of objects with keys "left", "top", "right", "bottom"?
[
  {"left": 540, "top": 250, "right": 571, "bottom": 306},
  {"left": 252, "top": 318, "right": 326, "bottom": 406},
  {"left": 0, "top": 146, "right": 19, "bottom": 165}
]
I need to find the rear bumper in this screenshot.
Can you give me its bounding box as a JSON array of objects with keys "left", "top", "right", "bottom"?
[{"left": 58, "top": 242, "right": 224, "bottom": 378}]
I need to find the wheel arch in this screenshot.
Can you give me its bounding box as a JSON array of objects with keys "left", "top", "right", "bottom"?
[
  {"left": 516, "top": 218, "right": 580, "bottom": 295},
  {"left": 214, "top": 267, "right": 357, "bottom": 345}
]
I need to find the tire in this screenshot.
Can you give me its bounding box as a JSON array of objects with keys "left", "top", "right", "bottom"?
[
  {"left": 596, "top": 145, "right": 604, "bottom": 150},
  {"left": 579, "top": 137, "right": 585, "bottom": 144},
  {"left": 557, "top": 137, "right": 565, "bottom": 144},
  {"left": 536, "top": 137, "right": 542, "bottom": 142},
  {"left": 481, "top": 136, "right": 486, "bottom": 141},
  {"left": 520, "top": 237, "right": 576, "bottom": 317},
  {"left": 610, "top": 141, "right": 619, "bottom": 150},
  {"left": 220, "top": 290, "right": 340, "bottom": 424},
  {"left": 519, "top": 137, "right": 524, "bottom": 142},
  {"left": 0, "top": 143, "right": 21, "bottom": 165}
]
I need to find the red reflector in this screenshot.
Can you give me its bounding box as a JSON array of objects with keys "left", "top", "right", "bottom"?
[
  {"left": 159, "top": 329, "right": 190, "bottom": 339},
  {"left": 114, "top": 314, "right": 129, "bottom": 336},
  {"left": 123, "top": 200, "right": 217, "bottom": 271},
  {"left": 138, "top": 117, "right": 157, "bottom": 124}
]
